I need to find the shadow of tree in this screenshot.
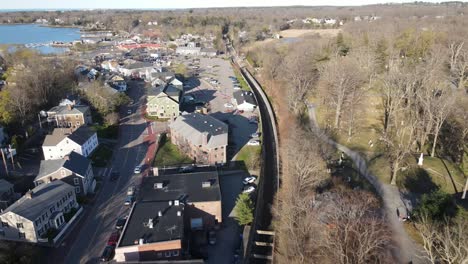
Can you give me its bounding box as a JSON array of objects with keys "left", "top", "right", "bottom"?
[{"left": 397, "top": 167, "right": 439, "bottom": 194}]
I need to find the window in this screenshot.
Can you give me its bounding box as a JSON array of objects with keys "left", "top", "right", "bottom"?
[
  {"left": 76, "top": 121, "right": 80, "bottom": 126},
  {"left": 16, "top": 223, "right": 24, "bottom": 229},
  {"left": 73, "top": 178, "right": 79, "bottom": 185},
  {"left": 0, "top": 230, "right": 5, "bottom": 236},
  {"left": 68, "top": 192, "right": 72, "bottom": 198},
  {"left": 165, "top": 251, "right": 171, "bottom": 258},
  {"left": 172, "top": 250, "right": 179, "bottom": 257},
  {"left": 50, "top": 206, "right": 55, "bottom": 213},
  {"left": 157, "top": 252, "right": 162, "bottom": 258},
  {"left": 49, "top": 148, "right": 51, "bottom": 151},
  {"left": 75, "top": 115, "right": 79, "bottom": 119},
  {"left": 18, "top": 232, "right": 25, "bottom": 239},
  {"left": 75, "top": 187, "right": 80, "bottom": 194},
  {"left": 1, "top": 222, "right": 8, "bottom": 227}
]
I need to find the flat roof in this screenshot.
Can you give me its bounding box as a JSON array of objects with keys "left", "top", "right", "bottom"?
[
  {"left": 139, "top": 171, "right": 221, "bottom": 204},
  {"left": 119, "top": 201, "right": 184, "bottom": 247}
]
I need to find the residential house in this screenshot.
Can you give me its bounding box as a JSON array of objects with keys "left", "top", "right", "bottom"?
[
  {"left": 101, "top": 60, "right": 120, "bottom": 72},
  {"left": 42, "top": 126, "right": 98, "bottom": 160},
  {"left": 106, "top": 75, "right": 127, "bottom": 92},
  {"left": 232, "top": 90, "right": 257, "bottom": 112},
  {"left": 59, "top": 94, "right": 82, "bottom": 107},
  {"left": 34, "top": 151, "right": 95, "bottom": 196},
  {"left": 169, "top": 113, "right": 228, "bottom": 164},
  {"left": 0, "top": 179, "right": 18, "bottom": 210},
  {"left": 114, "top": 201, "right": 185, "bottom": 262},
  {"left": 0, "top": 180, "right": 79, "bottom": 243},
  {"left": 119, "top": 62, "right": 154, "bottom": 78},
  {"left": 175, "top": 46, "right": 201, "bottom": 56},
  {"left": 146, "top": 84, "right": 181, "bottom": 119},
  {"left": 46, "top": 105, "right": 92, "bottom": 128}
]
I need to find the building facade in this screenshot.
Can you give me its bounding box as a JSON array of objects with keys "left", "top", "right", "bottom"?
[
  {"left": 0, "top": 180, "right": 78, "bottom": 243},
  {"left": 42, "top": 127, "right": 98, "bottom": 160},
  {"left": 169, "top": 113, "right": 228, "bottom": 165}
]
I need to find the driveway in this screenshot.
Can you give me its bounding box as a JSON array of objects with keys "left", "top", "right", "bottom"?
[
  {"left": 49, "top": 80, "right": 152, "bottom": 264},
  {"left": 206, "top": 170, "right": 248, "bottom": 264}
]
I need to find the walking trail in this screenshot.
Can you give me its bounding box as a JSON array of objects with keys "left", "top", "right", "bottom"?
[{"left": 307, "top": 104, "right": 426, "bottom": 264}]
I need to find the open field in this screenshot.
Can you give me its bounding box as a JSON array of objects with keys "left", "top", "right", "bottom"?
[{"left": 279, "top": 28, "right": 342, "bottom": 38}]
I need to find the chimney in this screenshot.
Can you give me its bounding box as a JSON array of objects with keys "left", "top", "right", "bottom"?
[
  {"left": 67, "top": 104, "right": 73, "bottom": 111},
  {"left": 148, "top": 218, "right": 154, "bottom": 229},
  {"left": 202, "top": 181, "right": 211, "bottom": 188},
  {"left": 139, "top": 238, "right": 145, "bottom": 245},
  {"left": 174, "top": 200, "right": 179, "bottom": 206},
  {"left": 169, "top": 201, "right": 172, "bottom": 206},
  {"left": 201, "top": 132, "right": 209, "bottom": 145},
  {"left": 158, "top": 211, "right": 162, "bottom": 217},
  {"left": 177, "top": 211, "right": 181, "bottom": 217},
  {"left": 25, "top": 190, "right": 33, "bottom": 199}
]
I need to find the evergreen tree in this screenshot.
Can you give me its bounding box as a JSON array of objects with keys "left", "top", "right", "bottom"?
[{"left": 234, "top": 193, "right": 254, "bottom": 226}]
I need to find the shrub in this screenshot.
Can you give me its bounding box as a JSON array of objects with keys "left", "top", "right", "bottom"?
[{"left": 234, "top": 193, "right": 254, "bottom": 226}]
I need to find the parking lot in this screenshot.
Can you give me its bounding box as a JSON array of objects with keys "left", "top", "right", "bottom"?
[{"left": 180, "top": 57, "right": 260, "bottom": 159}]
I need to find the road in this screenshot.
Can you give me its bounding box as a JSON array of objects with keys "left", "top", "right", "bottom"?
[
  {"left": 307, "top": 104, "right": 426, "bottom": 264},
  {"left": 49, "top": 80, "right": 151, "bottom": 264}
]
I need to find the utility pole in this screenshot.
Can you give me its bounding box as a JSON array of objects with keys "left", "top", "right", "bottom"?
[
  {"left": 38, "top": 113, "right": 42, "bottom": 129},
  {"left": 1, "top": 148, "right": 8, "bottom": 177},
  {"left": 8, "top": 145, "right": 15, "bottom": 170}
]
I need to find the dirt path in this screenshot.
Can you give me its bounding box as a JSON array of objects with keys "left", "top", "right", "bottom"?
[{"left": 307, "top": 103, "right": 427, "bottom": 264}]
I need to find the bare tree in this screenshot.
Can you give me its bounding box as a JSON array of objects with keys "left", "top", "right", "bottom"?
[
  {"left": 319, "top": 55, "right": 365, "bottom": 131},
  {"left": 430, "top": 88, "right": 455, "bottom": 157},
  {"left": 448, "top": 41, "right": 468, "bottom": 90}
]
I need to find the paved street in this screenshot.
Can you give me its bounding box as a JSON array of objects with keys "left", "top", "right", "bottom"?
[{"left": 48, "top": 80, "right": 153, "bottom": 264}]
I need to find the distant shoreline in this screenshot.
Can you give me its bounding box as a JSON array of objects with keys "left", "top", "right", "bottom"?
[{"left": 0, "top": 23, "right": 83, "bottom": 30}]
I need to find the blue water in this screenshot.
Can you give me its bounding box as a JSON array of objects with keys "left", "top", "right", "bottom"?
[{"left": 0, "top": 24, "right": 81, "bottom": 53}]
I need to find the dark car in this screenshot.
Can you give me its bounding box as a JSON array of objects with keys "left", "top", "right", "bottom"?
[
  {"left": 110, "top": 172, "right": 119, "bottom": 181},
  {"left": 179, "top": 165, "right": 195, "bottom": 173},
  {"left": 100, "top": 245, "right": 114, "bottom": 262},
  {"left": 115, "top": 216, "right": 127, "bottom": 230}
]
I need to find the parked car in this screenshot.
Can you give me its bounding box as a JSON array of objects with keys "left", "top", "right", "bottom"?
[
  {"left": 243, "top": 186, "right": 255, "bottom": 194},
  {"left": 208, "top": 230, "right": 216, "bottom": 245},
  {"left": 100, "top": 245, "right": 114, "bottom": 262},
  {"left": 224, "top": 103, "right": 234, "bottom": 108},
  {"left": 115, "top": 216, "right": 127, "bottom": 230},
  {"left": 127, "top": 186, "right": 135, "bottom": 196},
  {"left": 110, "top": 172, "right": 119, "bottom": 181},
  {"left": 107, "top": 231, "right": 120, "bottom": 246},
  {"left": 250, "top": 132, "right": 261, "bottom": 138},
  {"left": 233, "top": 86, "right": 241, "bottom": 90},
  {"left": 124, "top": 195, "right": 134, "bottom": 206},
  {"left": 242, "top": 176, "right": 256, "bottom": 185},
  {"left": 127, "top": 109, "right": 132, "bottom": 114},
  {"left": 179, "top": 165, "right": 195, "bottom": 173},
  {"left": 133, "top": 165, "right": 142, "bottom": 174},
  {"left": 247, "top": 140, "right": 261, "bottom": 146}
]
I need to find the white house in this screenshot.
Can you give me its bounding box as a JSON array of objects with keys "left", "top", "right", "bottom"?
[
  {"left": 232, "top": 90, "right": 257, "bottom": 112},
  {"left": 42, "top": 127, "right": 98, "bottom": 160},
  {"left": 0, "top": 180, "right": 79, "bottom": 243}
]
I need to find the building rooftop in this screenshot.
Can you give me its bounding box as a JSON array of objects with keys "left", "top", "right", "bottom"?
[
  {"left": 119, "top": 201, "right": 184, "bottom": 247},
  {"left": 35, "top": 151, "right": 91, "bottom": 181},
  {"left": 139, "top": 171, "right": 221, "bottom": 204},
  {"left": 125, "top": 62, "right": 154, "bottom": 70},
  {"left": 47, "top": 105, "right": 89, "bottom": 115},
  {"left": 169, "top": 113, "right": 228, "bottom": 149},
  {"left": 0, "top": 179, "right": 13, "bottom": 194},
  {"left": 233, "top": 90, "right": 257, "bottom": 106},
  {"left": 42, "top": 126, "right": 96, "bottom": 147},
  {"left": 2, "top": 180, "right": 74, "bottom": 221}
]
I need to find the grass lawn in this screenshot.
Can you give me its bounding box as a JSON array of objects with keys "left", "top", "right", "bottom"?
[
  {"left": 91, "top": 124, "right": 119, "bottom": 140},
  {"left": 90, "top": 144, "right": 114, "bottom": 167},
  {"left": 153, "top": 135, "right": 193, "bottom": 167},
  {"left": 235, "top": 145, "right": 261, "bottom": 172},
  {"left": 144, "top": 113, "right": 169, "bottom": 122}
]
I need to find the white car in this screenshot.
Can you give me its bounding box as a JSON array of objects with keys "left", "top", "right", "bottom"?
[
  {"left": 243, "top": 176, "right": 256, "bottom": 185},
  {"left": 134, "top": 166, "right": 142, "bottom": 174},
  {"left": 224, "top": 103, "right": 234, "bottom": 108},
  {"left": 243, "top": 186, "right": 255, "bottom": 194},
  {"left": 250, "top": 132, "right": 260, "bottom": 138},
  {"left": 233, "top": 86, "right": 241, "bottom": 90},
  {"left": 247, "top": 140, "right": 260, "bottom": 146}
]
